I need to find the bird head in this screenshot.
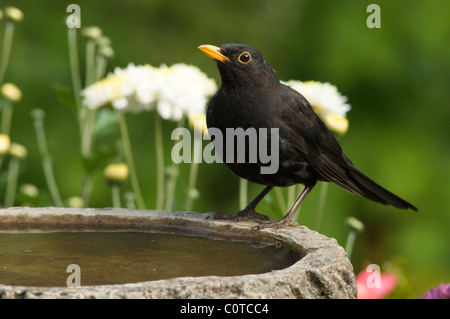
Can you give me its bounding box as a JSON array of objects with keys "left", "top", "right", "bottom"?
[{"left": 198, "top": 43, "right": 279, "bottom": 89}]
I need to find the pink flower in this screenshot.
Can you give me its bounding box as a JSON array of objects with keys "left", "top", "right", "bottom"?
[{"left": 356, "top": 265, "right": 398, "bottom": 299}]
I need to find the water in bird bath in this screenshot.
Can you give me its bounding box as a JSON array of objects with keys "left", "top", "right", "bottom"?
[{"left": 0, "top": 231, "right": 300, "bottom": 287}]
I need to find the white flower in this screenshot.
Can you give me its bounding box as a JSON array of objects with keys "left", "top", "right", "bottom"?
[
  {"left": 81, "top": 63, "right": 137, "bottom": 110},
  {"left": 154, "top": 63, "right": 217, "bottom": 121},
  {"left": 81, "top": 63, "right": 159, "bottom": 111},
  {"left": 81, "top": 63, "right": 217, "bottom": 121},
  {"left": 283, "top": 80, "right": 351, "bottom": 134},
  {"left": 110, "top": 64, "right": 157, "bottom": 111}
]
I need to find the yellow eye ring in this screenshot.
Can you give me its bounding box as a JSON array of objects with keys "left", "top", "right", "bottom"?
[{"left": 238, "top": 52, "right": 251, "bottom": 64}]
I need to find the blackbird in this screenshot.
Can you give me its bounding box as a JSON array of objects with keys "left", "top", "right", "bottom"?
[{"left": 198, "top": 43, "right": 417, "bottom": 229}]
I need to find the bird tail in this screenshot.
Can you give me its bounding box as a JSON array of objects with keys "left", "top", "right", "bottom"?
[{"left": 347, "top": 166, "right": 418, "bottom": 211}]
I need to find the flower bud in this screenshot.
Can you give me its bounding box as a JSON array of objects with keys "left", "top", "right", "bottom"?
[
  {"left": 345, "top": 216, "right": 365, "bottom": 233},
  {"left": 165, "top": 166, "right": 179, "bottom": 178},
  {"left": 189, "top": 188, "right": 200, "bottom": 199},
  {"left": 104, "top": 163, "right": 129, "bottom": 185},
  {"left": 19, "top": 184, "right": 40, "bottom": 198},
  {"left": 4, "top": 6, "right": 24, "bottom": 22},
  {"left": 82, "top": 26, "right": 102, "bottom": 39},
  {"left": 0, "top": 134, "right": 11, "bottom": 155},
  {"left": 99, "top": 46, "right": 115, "bottom": 59},
  {"left": 31, "top": 108, "right": 45, "bottom": 121},
  {"left": 9, "top": 143, "right": 27, "bottom": 159},
  {"left": 66, "top": 196, "right": 84, "bottom": 208},
  {"left": 1, "top": 83, "right": 22, "bottom": 102},
  {"left": 95, "top": 36, "right": 111, "bottom": 48}
]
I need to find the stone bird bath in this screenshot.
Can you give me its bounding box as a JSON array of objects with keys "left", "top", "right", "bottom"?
[{"left": 0, "top": 207, "right": 356, "bottom": 299}]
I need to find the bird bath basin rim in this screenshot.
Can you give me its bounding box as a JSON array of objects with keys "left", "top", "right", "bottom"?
[{"left": 0, "top": 207, "right": 356, "bottom": 299}]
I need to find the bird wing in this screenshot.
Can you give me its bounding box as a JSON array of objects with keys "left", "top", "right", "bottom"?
[{"left": 278, "top": 85, "right": 363, "bottom": 195}]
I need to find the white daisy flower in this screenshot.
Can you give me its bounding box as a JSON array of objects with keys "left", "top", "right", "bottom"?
[
  {"left": 81, "top": 63, "right": 217, "bottom": 121},
  {"left": 81, "top": 63, "right": 139, "bottom": 110},
  {"left": 283, "top": 80, "right": 351, "bottom": 134},
  {"left": 154, "top": 63, "right": 217, "bottom": 121}
]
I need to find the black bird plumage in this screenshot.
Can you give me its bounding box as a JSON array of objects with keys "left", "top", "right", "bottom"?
[{"left": 199, "top": 43, "right": 417, "bottom": 229}]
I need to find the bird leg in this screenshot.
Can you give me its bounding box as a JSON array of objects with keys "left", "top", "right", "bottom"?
[
  {"left": 212, "top": 185, "right": 273, "bottom": 221},
  {"left": 258, "top": 183, "right": 316, "bottom": 229}
]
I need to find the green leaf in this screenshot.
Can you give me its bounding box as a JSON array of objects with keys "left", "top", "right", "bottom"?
[
  {"left": 81, "top": 146, "right": 119, "bottom": 174},
  {"left": 51, "top": 82, "right": 77, "bottom": 112},
  {"left": 94, "top": 109, "right": 119, "bottom": 138}
]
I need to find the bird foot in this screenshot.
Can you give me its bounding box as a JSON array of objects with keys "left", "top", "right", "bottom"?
[{"left": 210, "top": 207, "right": 270, "bottom": 222}]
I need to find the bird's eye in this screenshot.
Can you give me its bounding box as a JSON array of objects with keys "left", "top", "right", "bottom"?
[{"left": 238, "top": 52, "right": 251, "bottom": 64}]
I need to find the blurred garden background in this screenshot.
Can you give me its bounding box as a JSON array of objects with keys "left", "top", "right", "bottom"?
[{"left": 0, "top": 0, "right": 448, "bottom": 298}]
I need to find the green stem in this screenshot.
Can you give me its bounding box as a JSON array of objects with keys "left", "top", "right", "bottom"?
[
  {"left": 4, "top": 157, "right": 20, "bottom": 207},
  {"left": 239, "top": 178, "right": 248, "bottom": 210},
  {"left": 85, "top": 40, "right": 96, "bottom": 87},
  {"left": 111, "top": 184, "right": 121, "bottom": 208},
  {"left": 81, "top": 108, "right": 97, "bottom": 157},
  {"left": 95, "top": 55, "right": 108, "bottom": 81},
  {"left": 345, "top": 230, "right": 357, "bottom": 260},
  {"left": 124, "top": 192, "right": 136, "bottom": 209},
  {"left": 1, "top": 101, "right": 13, "bottom": 135},
  {"left": 314, "top": 182, "right": 329, "bottom": 230},
  {"left": 118, "top": 111, "right": 146, "bottom": 209},
  {"left": 185, "top": 126, "right": 203, "bottom": 211},
  {"left": 0, "top": 21, "right": 15, "bottom": 85},
  {"left": 68, "top": 27, "right": 93, "bottom": 160},
  {"left": 185, "top": 161, "right": 200, "bottom": 212},
  {"left": 32, "top": 110, "right": 64, "bottom": 207},
  {"left": 80, "top": 39, "right": 98, "bottom": 159},
  {"left": 274, "top": 187, "right": 287, "bottom": 217},
  {"left": 164, "top": 118, "right": 185, "bottom": 212},
  {"left": 0, "top": 21, "right": 15, "bottom": 176},
  {"left": 154, "top": 114, "right": 165, "bottom": 210},
  {"left": 80, "top": 174, "right": 94, "bottom": 207},
  {"left": 67, "top": 28, "right": 83, "bottom": 112},
  {"left": 68, "top": 28, "right": 96, "bottom": 207},
  {"left": 164, "top": 166, "right": 179, "bottom": 211}
]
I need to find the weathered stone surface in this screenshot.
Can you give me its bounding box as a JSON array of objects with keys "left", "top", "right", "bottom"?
[{"left": 0, "top": 207, "right": 356, "bottom": 299}]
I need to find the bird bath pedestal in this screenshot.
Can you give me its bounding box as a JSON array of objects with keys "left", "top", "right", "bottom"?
[{"left": 0, "top": 207, "right": 356, "bottom": 299}]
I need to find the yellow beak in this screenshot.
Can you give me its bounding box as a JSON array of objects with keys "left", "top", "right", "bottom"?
[{"left": 198, "top": 44, "right": 230, "bottom": 63}]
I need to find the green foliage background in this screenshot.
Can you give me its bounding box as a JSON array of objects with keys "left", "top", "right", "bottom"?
[{"left": 2, "top": 0, "right": 449, "bottom": 297}]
